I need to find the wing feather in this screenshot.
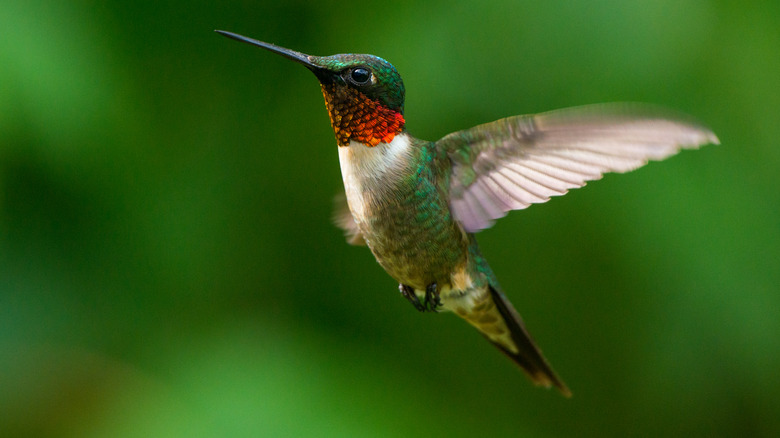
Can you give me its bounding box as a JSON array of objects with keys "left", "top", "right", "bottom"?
[
  {"left": 332, "top": 192, "right": 366, "bottom": 245},
  {"left": 437, "top": 103, "right": 718, "bottom": 232}
]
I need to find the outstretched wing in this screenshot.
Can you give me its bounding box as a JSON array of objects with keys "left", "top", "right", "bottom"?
[{"left": 437, "top": 103, "right": 719, "bottom": 232}]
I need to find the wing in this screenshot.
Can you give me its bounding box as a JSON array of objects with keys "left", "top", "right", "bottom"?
[
  {"left": 436, "top": 103, "right": 719, "bottom": 232},
  {"left": 332, "top": 192, "right": 366, "bottom": 246}
]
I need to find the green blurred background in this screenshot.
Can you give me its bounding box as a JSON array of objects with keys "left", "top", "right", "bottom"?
[{"left": 2, "top": 0, "right": 779, "bottom": 436}]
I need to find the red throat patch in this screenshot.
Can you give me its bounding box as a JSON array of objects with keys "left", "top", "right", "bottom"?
[{"left": 321, "top": 83, "right": 405, "bottom": 147}]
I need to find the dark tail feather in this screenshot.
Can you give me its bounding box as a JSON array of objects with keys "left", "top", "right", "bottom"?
[{"left": 486, "top": 285, "right": 571, "bottom": 397}]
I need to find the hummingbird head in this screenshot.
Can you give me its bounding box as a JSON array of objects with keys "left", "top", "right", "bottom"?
[{"left": 216, "top": 30, "right": 405, "bottom": 147}]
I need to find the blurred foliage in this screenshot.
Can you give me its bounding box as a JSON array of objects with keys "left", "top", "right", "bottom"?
[{"left": 1, "top": 0, "right": 779, "bottom": 437}]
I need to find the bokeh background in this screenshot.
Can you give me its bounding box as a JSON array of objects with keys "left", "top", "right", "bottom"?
[{"left": 2, "top": 0, "right": 779, "bottom": 436}]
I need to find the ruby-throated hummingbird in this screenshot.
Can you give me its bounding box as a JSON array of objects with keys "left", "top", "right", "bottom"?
[{"left": 216, "top": 30, "right": 718, "bottom": 396}]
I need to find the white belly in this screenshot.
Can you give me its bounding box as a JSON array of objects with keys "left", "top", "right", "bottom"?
[{"left": 337, "top": 133, "right": 412, "bottom": 223}]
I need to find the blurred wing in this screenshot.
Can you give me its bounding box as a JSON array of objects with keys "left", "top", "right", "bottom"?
[
  {"left": 437, "top": 103, "right": 719, "bottom": 232},
  {"left": 332, "top": 192, "right": 366, "bottom": 246}
]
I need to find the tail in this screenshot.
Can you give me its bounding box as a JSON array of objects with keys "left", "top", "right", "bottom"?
[{"left": 458, "top": 284, "right": 571, "bottom": 397}]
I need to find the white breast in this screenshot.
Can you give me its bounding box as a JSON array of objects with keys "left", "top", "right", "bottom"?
[{"left": 337, "top": 133, "right": 412, "bottom": 221}]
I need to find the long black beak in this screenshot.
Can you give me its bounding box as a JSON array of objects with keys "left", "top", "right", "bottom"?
[{"left": 215, "top": 30, "right": 321, "bottom": 71}]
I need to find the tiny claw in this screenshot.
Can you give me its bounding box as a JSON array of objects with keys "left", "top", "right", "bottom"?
[
  {"left": 399, "top": 284, "right": 425, "bottom": 312},
  {"left": 424, "top": 283, "right": 441, "bottom": 312}
]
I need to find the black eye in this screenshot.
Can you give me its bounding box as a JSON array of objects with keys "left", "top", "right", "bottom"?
[{"left": 350, "top": 67, "right": 371, "bottom": 84}]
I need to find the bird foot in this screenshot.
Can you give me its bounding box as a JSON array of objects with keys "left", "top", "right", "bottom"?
[
  {"left": 399, "top": 283, "right": 441, "bottom": 312},
  {"left": 399, "top": 284, "right": 425, "bottom": 312},
  {"left": 424, "top": 283, "right": 441, "bottom": 312}
]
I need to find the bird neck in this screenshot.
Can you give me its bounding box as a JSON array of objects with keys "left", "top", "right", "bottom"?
[{"left": 321, "top": 83, "right": 405, "bottom": 147}]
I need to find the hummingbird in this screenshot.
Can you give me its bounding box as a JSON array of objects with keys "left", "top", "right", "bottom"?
[{"left": 216, "top": 30, "right": 718, "bottom": 397}]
